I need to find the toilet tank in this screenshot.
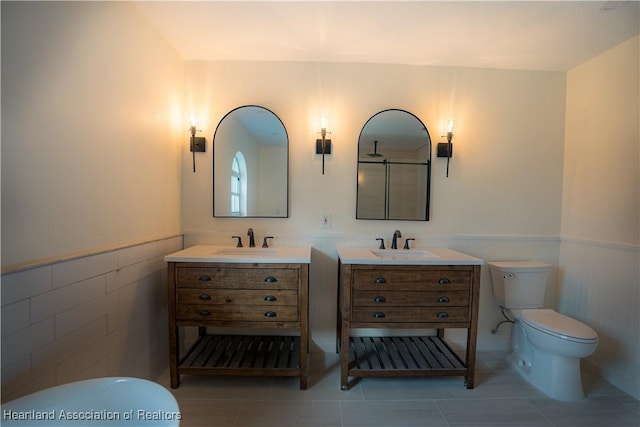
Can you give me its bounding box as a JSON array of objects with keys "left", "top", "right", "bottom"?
[{"left": 488, "top": 261, "right": 552, "bottom": 309}]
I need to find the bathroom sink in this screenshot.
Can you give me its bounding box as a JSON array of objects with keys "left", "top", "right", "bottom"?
[
  {"left": 336, "top": 247, "right": 483, "bottom": 265},
  {"left": 164, "top": 245, "right": 311, "bottom": 263},
  {"left": 370, "top": 249, "right": 438, "bottom": 259},
  {"left": 215, "top": 248, "right": 278, "bottom": 256}
]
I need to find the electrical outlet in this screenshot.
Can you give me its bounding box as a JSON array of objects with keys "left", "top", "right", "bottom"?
[{"left": 321, "top": 213, "right": 331, "bottom": 228}]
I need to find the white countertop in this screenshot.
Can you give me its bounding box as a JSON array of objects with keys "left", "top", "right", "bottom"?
[
  {"left": 337, "top": 247, "right": 483, "bottom": 265},
  {"left": 164, "top": 245, "right": 311, "bottom": 264}
]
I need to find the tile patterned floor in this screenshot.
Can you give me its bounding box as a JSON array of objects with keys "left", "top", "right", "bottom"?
[{"left": 157, "top": 350, "right": 640, "bottom": 427}]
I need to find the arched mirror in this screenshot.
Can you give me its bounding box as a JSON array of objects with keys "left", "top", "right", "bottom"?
[
  {"left": 357, "top": 109, "right": 431, "bottom": 220},
  {"left": 213, "top": 105, "right": 288, "bottom": 217}
]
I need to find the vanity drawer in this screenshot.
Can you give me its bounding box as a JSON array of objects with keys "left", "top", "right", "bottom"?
[
  {"left": 353, "top": 270, "right": 471, "bottom": 291},
  {"left": 177, "top": 267, "right": 299, "bottom": 289},
  {"left": 178, "top": 289, "right": 298, "bottom": 306},
  {"left": 353, "top": 290, "right": 469, "bottom": 307},
  {"left": 352, "top": 306, "right": 470, "bottom": 323},
  {"left": 177, "top": 304, "right": 298, "bottom": 322}
]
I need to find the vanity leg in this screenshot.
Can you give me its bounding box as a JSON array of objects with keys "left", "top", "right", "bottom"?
[
  {"left": 167, "top": 263, "right": 180, "bottom": 389},
  {"left": 340, "top": 327, "right": 350, "bottom": 390},
  {"left": 464, "top": 324, "right": 478, "bottom": 389},
  {"left": 464, "top": 265, "right": 481, "bottom": 389},
  {"left": 299, "top": 263, "right": 309, "bottom": 390},
  {"left": 464, "top": 326, "right": 477, "bottom": 391},
  {"left": 464, "top": 376, "right": 474, "bottom": 389},
  {"left": 299, "top": 326, "right": 309, "bottom": 390},
  {"left": 338, "top": 261, "right": 351, "bottom": 390},
  {"left": 336, "top": 308, "right": 342, "bottom": 354},
  {"left": 170, "top": 370, "right": 180, "bottom": 389},
  {"left": 336, "top": 262, "right": 342, "bottom": 353},
  {"left": 169, "top": 328, "right": 180, "bottom": 389}
]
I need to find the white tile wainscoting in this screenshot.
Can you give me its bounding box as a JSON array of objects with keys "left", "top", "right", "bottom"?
[
  {"left": 2, "top": 232, "right": 637, "bottom": 404},
  {"left": 0, "top": 236, "right": 182, "bottom": 401},
  {"left": 558, "top": 237, "right": 640, "bottom": 400}
]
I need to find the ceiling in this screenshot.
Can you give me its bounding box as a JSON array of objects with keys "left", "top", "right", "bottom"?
[{"left": 134, "top": 1, "right": 639, "bottom": 71}]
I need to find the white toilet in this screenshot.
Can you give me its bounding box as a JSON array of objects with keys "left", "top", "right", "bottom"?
[{"left": 488, "top": 261, "right": 598, "bottom": 401}]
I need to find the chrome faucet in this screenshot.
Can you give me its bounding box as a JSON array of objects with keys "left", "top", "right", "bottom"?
[
  {"left": 391, "top": 229, "right": 402, "bottom": 249},
  {"left": 247, "top": 228, "right": 255, "bottom": 248}
]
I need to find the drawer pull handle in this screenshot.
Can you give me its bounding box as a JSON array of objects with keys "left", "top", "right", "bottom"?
[
  {"left": 198, "top": 275, "right": 212, "bottom": 282},
  {"left": 374, "top": 277, "right": 387, "bottom": 284},
  {"left": 264, "top": 311, "right": 277, "bottom": 318},
  {"left": 438, "top": 277, "right": 451, "bottom": 285},
  {"left": 199, "top": 310, "right": 212, "bottom": 316},
  {"left": 373, "top": 312, "right": 386, "bottom": 318},
  {"left": 438, "top": 296, "right": 450, "bottom": 303},
  {"left": 374, "top": 296, "right": 386, "bottom": 303},
  {"left": 264, "top": 276, "right": 278, "bottom": 283},
  {"left": 437, "top": 312, "right": 449, "bottom": 319},
  {"left": 264, "top": 295, "right": 277, "bottom": 302},
  {"left": 198, "top": 294, "right": 211, "bottom": 301}
]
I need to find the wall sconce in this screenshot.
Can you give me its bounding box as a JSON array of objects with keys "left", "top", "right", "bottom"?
[
  {"left": 189, "top": 114, "right": 206, "bottom": 173},
  {"left": 436, "top": 120, "right": 454, "bottom": 177},
  {"left": 315, "top": 115, "right": 332, "bottom": 175}
]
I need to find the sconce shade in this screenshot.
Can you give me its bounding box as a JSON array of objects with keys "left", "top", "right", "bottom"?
[{"left": 447, "top": 120, "right": 455, "bottom": 133}]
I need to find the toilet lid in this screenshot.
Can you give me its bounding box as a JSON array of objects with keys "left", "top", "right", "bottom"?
[
  {"left": 521, "top": 309, "right": 598, "bottom": 341},
  {"left": 488, "top": 261, "right": 552, "bottom": 272}
]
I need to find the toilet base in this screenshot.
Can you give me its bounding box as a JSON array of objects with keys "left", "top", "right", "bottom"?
[{"left": 510, "top": 350, "right": 586, "bottom": 401}]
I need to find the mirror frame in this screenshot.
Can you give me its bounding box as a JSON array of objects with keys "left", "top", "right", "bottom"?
[
  {"left": 212, "top": 105, "right": 289, "bottom": 218},
  {"left": 356, "top": 108, "right": 431, "bottom": 221}
]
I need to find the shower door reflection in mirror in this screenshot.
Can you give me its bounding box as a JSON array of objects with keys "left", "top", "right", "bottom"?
[
  {"left": 213, "top": 105, "right": 288, "bottom": 218},
  {"left": 357, "top": 109, "right": 431, "bottom": 220}
]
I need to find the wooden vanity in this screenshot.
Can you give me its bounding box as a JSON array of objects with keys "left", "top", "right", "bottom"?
[
  {"left": 165, "top": 245, "right": 310, "bottom": 389},
  {"left": 337, "top": 247, "right": 482, "bottom": 390}
]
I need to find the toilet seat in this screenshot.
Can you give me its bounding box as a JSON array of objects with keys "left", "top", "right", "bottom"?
[{"left": 521, "top": 309, "right": 598, "bottom": 343}]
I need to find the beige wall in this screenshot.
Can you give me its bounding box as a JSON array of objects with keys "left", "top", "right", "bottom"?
[
  {"left": 560, "top": 35, "right": 639, "bottom": 399},
  {"left": 181, "top": 61, "right": 566, "bottom": 351},
  {"left": 182, "top": 62, "right": 566, "bottom": 237},
  {"left": 1, "top": 2, "right": 184, "bottom": 400},
  {"left": 562, "top": 36, "right": 639, "bottom": 246},
  {"left": 1, "top": 2, "right": 184, "bottom": 268}
]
